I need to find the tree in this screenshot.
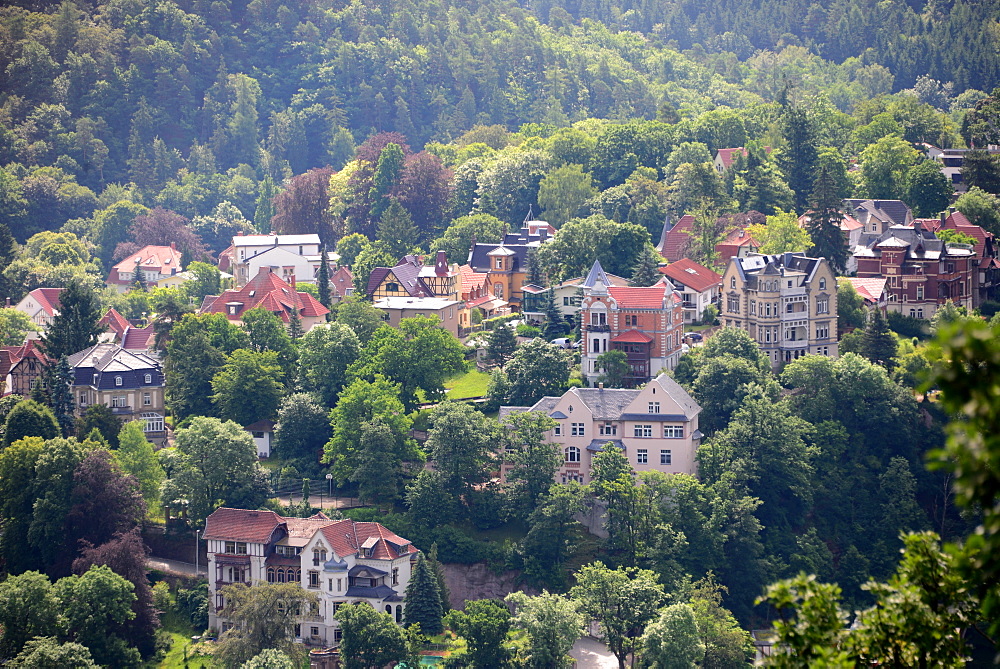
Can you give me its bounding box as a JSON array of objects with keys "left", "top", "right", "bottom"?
[
  {"left": 75, "top": 403, "right": 122, "bottom": 448},
  {"left": 425, "top": 401, "right": 500, "bottom": 504},
  {"left": 9, "top": 637, "right": 97, "bottom": 668},
  {"left": 836, "top": 281, "right": 866, "bottom": 331},
  {"left": 504, "top": 339, "right": 571, "bottom": 406},
  {"left": 212, "top": 349, "right": 285, "bottom": 426},
  {"left": 165, "top": 313, "right": 248, "bottom": 420},
  {"left": 57, "top": 565, "right": 140, "bottom": 668},
  {"left": 241, "top": 307, "right": 297, "bottom": 381},
  {"left": 756, "top": 575, "right": 851, "bottom": 668},
  {"left": 535, "top": 215, "right": 650, "bottom": 281},
  {"left": 350, "top": 241, "right": 395, "bottom": 295},
  {"left": 959, "top": 149, "right": 1000, "bottom": 194},
  {"left": 164, "top": 417, "right": 270, "bottom": 524},
  {"left": 335, "top": 233, "right": 368, "bottom": 268},
  {"left": 0, "top": 308, "right": 37, "bottom": 345},
  {"left": 444, "top": 599, "right": 513, "bottom": 669},
  {"left": 242, "top": 649, "right": 295, "bottom": 669},
  {"left": 779, "top": 104, "right": 818, "bottom": 214},
  {"left": 538, "top": 164, "right": 598, "bottom": 228},
  {"left": 272, "top": 393, "right": 332, "bottom": 461},
  {"left": 692, "top": 355, "right": 768, "bottom": 434},
  {"left": 746, "top": 211, "right": 811, "bottom": 255},
  {"left": 336, "top": 603, "right": 408, "bottom": 669},
  {"left": 3, "top": 399, "right": 60, "bottom": 448},
  {"left": 296, "top": 322, "right": 360, "bottom": 407},
  {"left": 324, "top": 376, "right": 418, "bottom": 486},
  {"left": 40, "top": 280, "right": 104, "bottom": 361},
  {"left": 376, "top": 199, "right": 419, "bottom": 258},
  {"left": 183, "top": 262, "right": 222, "bottom": 303},
  {"left": 254, "top": 176, "right": 278, "bottom": 233},
  {"left": 45, "top": 356, "right": 75, "bottom": 437},
  {"left": 115, "top": 420, "right": 165, "bottom": 507},
  {"left": 404, "top": 553, "right": 444, "bottom": 635},
  {"left": 687, "top": 575, "right": 753, "bottom": 668},
  {"left": 0, "top": 571, "right": 60, "bottom": 659},
  {"left": 349, "top": 317, "right": 466, "bottom": 410},
  {"left": 954, "top": 186, "right": 1000, "bottom": 235},
  {"left": 640, "top": 604, "right": 705, "bottom": 669},
  {"left": 503, "top": 411, "right": 560, "bottom": 518},
  {"left": 904, "top": 161, "right": 952, "bottom": 218},
  {"left": 351, "top": 416, "right": 403, "bottom": 508},
  {"left": 596, "top": 349, "right": 630, "bottom": 388},
  {"left": 317, "top": 246, "right": 332, "bottom": 309},
  {"left": 505, "top": 591, "right": 584, "bottom": 669},
  {"left": 542, "top": 292, "right": 567, "bottom": 340},
  {"left": 486, "top": 324, "right": 517, "bottom": 368},
  {"left": 630, "top": 245, "right": 662, "bottom": 287},
  {"left": 522, "top": 483, "right": 586, "bottom": 588},
  {"left": 861, "top": 310, "right": 897, "bottom": 370},
  {"left": 430, "top": 214, "right": 506, "bottom": 265},
  {"left": 271, "top": 167, "right": 336, "bottom": 244},
  {"left": 66, "top": 449, "right": 146, "bottom": 556},
  {"left": 369, "top": 143, "right": 406, "bottom": 222},
  {"left": 334, "top": 297, "right": 386, "bottom": 343},
  {"left": 120, "top": 208, "right": 207, "bottom": 265},
  {"left": 215, "top": 583, "right": 317, "bottom": 668},
  {"left": 590, "top": 447, "right": 662, "bottom": 566},
  {"left": 858, "top": 136, "right": 920, "bottom": 200},
  {"left": 571, "top": 562, "right": 666, "bottom": 669}
]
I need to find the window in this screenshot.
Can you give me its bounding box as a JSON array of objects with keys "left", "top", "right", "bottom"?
[
  {"left": 571, "top": 423, "right": 585, "bottom": 436},
  {"left": 750, "top": 300, "right": 756, "bottom": 315},
  {"left": 252, "top": 431, "right": 264, "bottom": 438},
  {"left": 599, "top": 422, "right": 617, "bottom": 436},
  {"left": 308, "top": 571, "right": 320, "bottom": 588},
  {"left": 727, "top": 296, "right": 739, "bottom": 313},
  {"left": 78, "top": 392, "right": 87, "bottom": 406},
  {"left": 648, "top": 402, "right": 660, "bottom": 414},
  {"left": 553, "top": 424, "right": 562, "bottom": 436},
  {"left": 386, "top": 282, "right": 399, "bottom": 292},
  {"left": 819, "top": 278, "right": 826, "bottom": 289},
  {"left": 311, "top": 626, "right": 320, "bottom": 637},
  {"left": 111, "top": 395, "right": 127, "bottom": 408},
  {"left": 634, "top": 424, "right": 653, "bottom": 438},
  {"left": 816, "top": 325, "right": 829, "bottom": 339},
  {"left": 918, "top": 308, "right": 924, "bottom": 319},
  {"left": 731, "top": 276, "right": 736, "bottom": 288},
  {"left": 765, "top": 302, "right": 771, "bottom": 317},
  {"left": 337, "top": 578, "right": 342, "bottom": 592},
  {"left": 224, "top": 541, "right": 248, "bottom": 555},
  {"left": 816, "top": 298, "right": 829, "bottom": 314},
  {"left": 637, "top": 449, "right": 648, "bottom": 464},
  {"left": 143, "top": 392, "right": 151, "bottom": 406},
  {"left": 565, "top": 446, "right": 580, "bottom": 463},
  {"left": 144, "top": 373, "right": 152, "bottom": 384},
  {"left": 267, "top": 567, "right": 275, "bottom": 583},
  {"left": 916, "top": 285, "right": 924, "bottom": 300},
  {"left": 115, "top": 376, "right": 123, "bottom": 386},
  {"left": 660, "top": 449, "right": 672, "bottom": 465},
  {"left": 142, "top": 413, "right": 163, "bottom": 433},
  {"left": 277, "top": 569, "right": 285, "bottom": 583},
  {"left": 392, "top": 568, "right": 399, "bottom": 586},
  {"left": 494, "top": 283, "right": 504, "bottom": 299},
  {"left": 495, "top": 258, "right": 503, "bottom": 269},
  {"left": 313, "top": 548, "right": 327, "bottom": 566},
  {"left": 663, "top": 424, "right": 684, "bottom": 438},
  {"left": 625, "top": 315, "right": 638, "bottom": 326}
]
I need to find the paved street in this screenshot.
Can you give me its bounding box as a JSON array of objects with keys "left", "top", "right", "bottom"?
[
  {"left": 147, "top": 556, "right": 206, "bottom": 576},
  {"left": 570, "top": 636, "right": 619, "bottom": 668}
]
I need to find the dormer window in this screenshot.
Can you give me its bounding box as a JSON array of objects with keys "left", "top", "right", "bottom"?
[
  {"left": 144, "top": 374, "right": 152, "bottom": 384},
  {"left": 115, "top": 376, "right": 123, "bottom": 386}
]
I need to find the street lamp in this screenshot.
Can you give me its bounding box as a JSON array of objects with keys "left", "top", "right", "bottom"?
[
  {"left": 326, "top": 474, "right": 333, "bottom": 510},
  {"left": 195, "top": 529, "right": 200, "bottom": 576}
]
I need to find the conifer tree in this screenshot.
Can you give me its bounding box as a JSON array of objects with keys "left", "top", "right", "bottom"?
[
  {"left": 376, "top": 200, "right": 419, "bottom": 258},
  {"left": 317, "top": 246, "right": 332, "bottom": 310},
  {"left": 807, "top": 165, "right": 848, "bottom": 274},
  {"left": 40, "top": 280, "right": 104, "bottom": 361},
  {"left": 288, "top": 309, "right": 304, "bottom": 339},
  {"left": 404, "top": 553, "right": 444, "bottom": 635},
  {"left": 47, "top": 357, "right": 75, "bottom": 437},
  {"left": 630, "top": 245, "right": 663, "bottom": 287},
  {"left": 543, "top": 291, "right": 567, "bottom": 340},
  {"left": 132, "top": 258, "right": 146, "bottom": 292},
  {"left": 527, "top": 247, "right": 545, "bottom": 286},
  {"left": 486, "top": 324, "right": 517, "bottom": 368},
  {"left": 861, "top": 310, "right": 897, "bottom": 371},
  {"left": 254, "top": 176, "right": 277, "bottom": 233},
  {"left": 426, "top": 543, "right": 450, "bottom": 612}
]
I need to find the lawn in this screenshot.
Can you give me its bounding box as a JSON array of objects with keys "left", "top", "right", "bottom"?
[
  {"left": 444, "top": 368, "right": 490, "bottom": 399},
  {"left": 154, "top": 607, "right": 213, "bottom": 669}
]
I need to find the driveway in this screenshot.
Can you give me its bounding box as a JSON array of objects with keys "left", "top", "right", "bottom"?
[
  {"left": 147, "top": 556, "right": 206, "bottom": 576},
  {"left": 570, "top": 636, "right": 619, "bottom": 669}
]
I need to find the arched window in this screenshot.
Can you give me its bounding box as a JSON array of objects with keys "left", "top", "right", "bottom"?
[
  {"left": 565, "top": 446, "right": 580, "bottom": 463},
  {"left": 386, "top": 605, "right": 393, "bottom": 616},
  {"left": 115, "top": 376, "right": 123, "bottom": 386},
  {"left": 494, "top": 283, "right": 504, "bottom": 299},
  {"left": 144, "top": 373, "right": 152, "bottom": 384},
  {"left": 731, "top": 276, "right": 736, "bottom": 288},
  {"left": 396, "top": 605, "right": 403, "bottom": 623},
  {"left": 267, "top": 567, "right": 275, "bottom": 583},
  {"left": 277, "top": 568, "right": 285, "bottom": 583}
]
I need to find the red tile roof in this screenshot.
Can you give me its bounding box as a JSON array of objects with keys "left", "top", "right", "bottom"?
[
  {"left": 319, "top": 519, "right": 414, "bottom": 561},
  {"left": 201, "top": 268, "right": 329, "bottom": 322},
  {"left": 608, "top": 285, "right": 668, "bottom": 309},
  {"left": 107, "top": 244, "right": 183, "bottom": 286},
  {"left": 100, "top": 308, "right": 131, "bottom": 337},
  {"left": 659, "top": 258, "right": 722, "bottom": 293},
  {"left": 845, "top": 277, "right": 887, "bottom": 304},
  {"left": 203, "top": 508, "right": 285, "bottom": 543},
  {"left": 330, "top": 267, "right": 354, "bottom": 298},
  {"left": 612, "top": 329, "right": 653, "bottom": 343},
  {"left": 24, "top": 288, "right": 63, "bottom": 317},
  {"left": 657, "top": 215, "right": 695, "bottom": 263},
  {"left": 121, "top": 325, "right": 154, "bottom": 350},
  {"left": 715, "top": 147, "right": 747, "bottom": 169}
]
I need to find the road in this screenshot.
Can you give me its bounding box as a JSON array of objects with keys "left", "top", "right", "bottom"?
[
  {"left": 570, "top": 636, "right": 619, "bottom": 668},
  {"left": 147, "top": 556, "right": 206, "bottom": 576}
]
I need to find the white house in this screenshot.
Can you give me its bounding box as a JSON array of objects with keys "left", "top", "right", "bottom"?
[
  {"left": 203, "top": 508, "right": 417, "bottom": 646},
  {"left": 13, "top": 288, "right": 63, "bottom": 329},
  {"left": 246, "top": 419, "right": 275, "bottom": 458},
  {"left": 105, "top": 244, "right": 183, "bottom": 293},
  {"left": 229, "top": 234, "right": 325, "bottom": 286},
  {"left": 658, "top": 258, "right": 723, "bottom": 324},
  {"left": 499, "top": 373, "right": 703, "bottom": 484}
]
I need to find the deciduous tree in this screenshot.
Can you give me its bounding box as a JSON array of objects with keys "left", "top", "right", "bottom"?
[
  {"left": 215, "top": 583, "right": 317, "bottom": 668},
  {"left": 639, "top": 604, "right": 705, "bottom": 669},
  {"left": 444, "top": 599, "right": 512, "bottom": 669},
  {"left": 336, "top": 603, "right": 408, "bottom": 669},
  {"left": 505, "top": 591, "right": 584, "bottom": 669}
]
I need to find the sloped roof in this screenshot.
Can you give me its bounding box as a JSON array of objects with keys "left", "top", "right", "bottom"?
[
  {"left": 100, "top": 308, "right": 131, "bottom": 337},
  {"left": 67, "top": 343, "right": 160, "bottom": 372},
  {"left": 319, "top": 519, "right": 414, "bottom": 561},
  {"left": 715, "top": 147, "right": 747, "bottom": 169},
  {"left": 330, "top": 266, "right": 354, "bottom": 297},
  {"left": 561, "top": 387, "right": 640, "bottom": 421},
  {"left": 121, "top": 326, "right": 155, "bottom": 351},
  {"left": 845, "top": 277, "right": 887, "bottom": 304},
  {"left": 844, "top": 199, "right": 912, "bottom": 227},
  {"left": 657, "top": 214, "right": 696, "bottom": 263},
  {"left": 659, "top": 258, "right": 722, "bottom": 293},
  {"left": 583, "top": 260, "right": 612, "bottom": 289},
  {"left": 108, "top": 244, "right": 183, "bottom": 285},
  {"left": 608, "top": 285, "right": 668, "bottom": 309},
  {"left": 232, "top": 234, "right": 320, "bottom": 248},
  {"left": 612, "top": 329, "right": 653, "bottom": 343},
  {"left": 367, "top": 259, "right": 433, "bottom": 298},
  {"left": 651, "top": 374, "right": 702, "bottom": 418},
  {"left": 22, "top": 288, "right": 63, "bottom": 316},
  {"left": 201, "top": 268, "right": 329, "bottom": 322},
  {"left": 203, "top": 508, "right": 285, "bottom": 543}
]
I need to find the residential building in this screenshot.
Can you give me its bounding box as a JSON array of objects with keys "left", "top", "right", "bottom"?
[
  {"left": 367, "top": 252, "right": 459, "bottom": 302},
  {"left": 467, "top": 220, "right": 555, "bottom": 309},
  {"left": 459, "top": 264, "right": 507, "bottom": 320},
  {"left": 659, "top": 258, "right": 722, "bottom": 324},
  {"left": 158, "top": 268, "right": 234, "bottom": 292},
  {"left": 200, "top": 267, "right": 329, "bottom": 332},
  {"left": 99, "top": 309, "right": 155, "bottom": 351},
  {"left": 329, "top": 266, "right": 355, "bottom": 302},
  {"left": 224, "top": 233, "right": 324, "bottom": 286},
  {"left": 712, "top": 146, "right": 771, "bottom": 174},
  {"left": 13, "top": 288, "right": 63, "bottom": 329},
  {"left": 922, "top": 144, "right": 1000, "bottom": 193},
  {"left": 796, "top": 211, "right": 866, "bottom": 274},
  {"left": 720, "top": 252, "right": 839, "bottom": 369},
  {"left": 247, "top": 419, "right": 275, "bottom": 458},
  {"left": 499, "top": 373, "right": 703, "bottom": 484},
  {"left": 67, "top": 343, "right": 167, "bottom": 445},
  {"left": 843, "top": 277, "right": 888, "bottom": 314},
  {"left": 916, "top": 209, "right": 1000, "bottom": 307},
  {"left": 0, "top": 339, "right": 49, "bottom": 396},
  {"left": 105, "top": 244, "right": 183, "bottom": 293},
  {"left": 372, "top": 296, "right": 466, "bottom": 338},
  {"left": 203, "top": 508, "right": 416, "bottom": 646},
  {"left": 552, "top": 272, "right": 629, "bottom": 320},
  {"left": 854, "top": 220, "right": 976, "bottom": 317},
  {"left": 656, "top": 214, "right": 695, "bottom": 264},
  {"left": 844, "top": 199, "right": 913, "bottom": 239},
  {"left": 579, "top": 261, "right": 684, "bottom": 386},
  {"left": 714, "top": 227, "right": 761, "bottom": 266}
]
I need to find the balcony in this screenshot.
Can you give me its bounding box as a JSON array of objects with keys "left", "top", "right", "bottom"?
[
  {"left": 781, "top": 310, "right": 808, "bottom": 322},
  {"left": 781, "top": 339, "right": 809, "bottom": 350},
  {"left": 111, "top": 406, "right": 134, "bottom": 415},
  {"left": 586, "top": 324, "right": 610, "bottom": 332}
]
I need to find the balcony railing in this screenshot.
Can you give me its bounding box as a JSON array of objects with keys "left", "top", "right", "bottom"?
[
  {"left": 586, "top": 324, "right": 610, "bottom": 332},
  {"left": 781, "top": 339, "right": 809, "bottom": 349},
  {"left": 111, "top": 406, "right": 133, "bottom": 415},
  {"left": 781, "top": 311, "right": 808, "bottom": 322}
]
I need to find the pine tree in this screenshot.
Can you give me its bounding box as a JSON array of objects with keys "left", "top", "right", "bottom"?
[
  {"left": 40, "top": 280, "right": 105, "bottom": 361},
  {"left": 47, "top": 356, "right": 75, "bottom": 437},
  {"left": 861, "top": 310, "right": 897, "bottom": 371},
  {"left": 132, "top": 257, "right": 147, "bottom": 292},
  {"left": 543, "top": 291, "right": 567, "bottom": 340},
  {"left": 376, "top": 199, "right": 419, "bottom": 258},
  {"left": 288, "top": 309, "right": 304, "bottom": 339},
  {"left": 426, "top": 543, "right": 451, "bottom": 612},
  {"left": 807, "top": 164, "right": 848, "bottom": 274},
  {"left": 780, "top": 103, "right": 819, "bottom": 213},
  {"left": 317, "top": 246, "right": 332, "bottom": 310},
  {"left": 630, "top": 245, "right": 663, "bottom": 287},
  {"left": 527, "top": 247, "right": 545, "bottom": 286},
  {"left": 254, "top": 176, "right": 277, "bottom": 233},
  {"left": 486, "top": 324, "right": 517, "bottom": 368},
  {"left": 404, "top": 553, "right": 444, "bottom": 635}
]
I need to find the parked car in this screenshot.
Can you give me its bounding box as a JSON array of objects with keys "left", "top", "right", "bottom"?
[
  {"left": 550, "top": 337, "right": 572, "bottom": 348},
  {"left": 686, "top": 332, "right": 703, "bottom": 342}
]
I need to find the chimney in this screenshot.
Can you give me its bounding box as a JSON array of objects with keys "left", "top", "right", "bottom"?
[
  {"left": 289, "top": 274, "right": 296, "bottom": 287},
  {"left": 4, "top": 297, "right": 9, "bottom": 307},
  {"left": 913, "top": 218, "right": 922, "bottom": 234},
  {"left": 598, "top": 382, "right": 604, "bottom": 389},
  {"left": 435, "top": 250, "right": 448, "bottom": 275},
  {"left": 170, "top": 241, "right": 176, "bottom": 250},
  {"left": 940, "top": 211, "right": 946, "bottom": 225}
]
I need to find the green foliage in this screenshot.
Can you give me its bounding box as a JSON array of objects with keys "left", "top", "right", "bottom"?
[
  {"left": 115, "top": 420, "right": 164, "bottom": 506},
  {"left": 861, "top": 309, "right": 897, "bottom": 370},
  {"left": 595, "top": 349, "right": 630, "bottom": 388},
  {"left": 444, "top": 599, "right": 513, "bottom": 669},
  {"left": 536, "top": 215, "right": 651, "bottom": 282},
  {"left": 904, "top": 161, "right": 952, "bottom": 218},
  {"left": 165, "top": 313, "right": 248, "bottom": 420},
  {"left": 538, "top": 164, "right": 598, "bottom": 228},
  {"left": 40, "top": 279, "right": 104, "bottom": 361},
  {"left": 835, "top": 281, "right": 866, "bottom": 331},
  {"left": 3, "top": 399, "right": 60, "bottom": 448},
  {"left": 630, "top": 245, "right": 663, "bottom": 287},
  {"left": 502, "top": 411, "right": 560, "bottom": 519},
  {"left": 506, "top": 591, "right": 584, "bottom": 669},
  {"left": 272, "top": 393, "right": 332, "bottom": 462},
  {"left": 336, "top": 603, "right": 407, "bottom": 669},
  {"left": 485, "top": 324, "right": 517, "bottom": 368},
  {"left": 431, "top": 214, "right": 506, "bottom": 265},
  {"left": 241, "top": 648, "right": 295, "bottom": 669},
  {"left": 503, "top": 339, "right": 572, "bottom": 406},
  {"left": 296, "top": 322, "right": 360, "bottom": 407},
  {"left": 0, "top": 308, "right": 37, "bottom": 346},
  {"left": 639, "top": 603, "right": 705, "bottom": 669},
  {"left": 747, "top": 210, "right": 811, "bottom": 254},
  {"left": 425, "top": 402, "right": 500, "bottom": 507},
  {"left": 404, "top": 553, "right": 444, "bottom": 635},
  {"left": 215, "top": 583, "right": 316, "bottom": 668},
  {"left": 9, "top": 637, "right": 97, "bottom": 668},
  {"left": 74, "top": 404, "right": 121, "bottom": 448},
  {"left": 522, "top": 482, "right": 586, "bottom": 588},
  {"left": 212, "top": 349, "right": 285, "bottom": 426}
]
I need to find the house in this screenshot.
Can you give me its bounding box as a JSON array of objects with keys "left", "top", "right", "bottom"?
[
  {"left": 67, "top": 343, "right": 167, "bottom": 445},
  {"left": 713, "top": 146, "right": 771, "bottom": 174},
  {"left": 14, "top": 288, "right": 63, "bottom": 329},
  {"left": 224, "top": 233, "right": 324, "bottom": 287},
  {"left": 659, "top": 258, "right": 723, "bottom": 324},
  {"left": 157, "top": 268, "right": 234, "bottom": 292},
  {"left": 552, "top": 272, "right": 630, "bottom": 320},
  {"left": 246, "top": 419, "right": 276, "bottom": 458},
  {"left": 203, "top": 508, "right": 416, "bottom": 645},
  {"left": 714, "top": 227, "right": 761, "bottom": 266},
  {"left": 720, "top": 252, "right": 839, "bottom": 369},
  {"left": 372, "top": 296, "right": 466, "bottom": 338},
  {"left": 854, "top": 219, "right": 976, "bottom": 318},
  {"left": 844, "top": 199, "right": 913, "bottom": 239},
  {"left": 656, "top": 214, "right": 695, "bottom": 264},
  {"left": 0, "top": 339, "right": 49, "bottom": 396},
  {"left": 105, "top": 244, "right": 183, "bottom": 293},
  {"left": 843, "top": 277, "right": 888, "bottom": 314},
  {"left": 467, "top": 220, "right": 556, "bottom": 309},
  {"left": 367, "top": 252, "right": 459, "bottom": 302},
  {"left": 200, "top": 267, "right": 329, "bottom": 332},
  {"left": 916, "top": 209, "right": 1000, "bottom": 307},
  {"left": 329, "top": 267, "right": 355, "bottom": 302},
  {"left": 499, "top": 373, "right": 703, "bottom": 484},
  {"left": 922, "top": 144, "right": 1000, "bottom": 193},
  {"left": 796, "top": 211, "right": 866, "bottom": 274},
  {"left": 99, "top": 309, "right": 155, "bottom": 351},
  {"left": 579, "top": 261, "right": 684, "bottom": 386}
]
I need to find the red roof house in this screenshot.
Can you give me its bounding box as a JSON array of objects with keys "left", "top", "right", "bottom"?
[
  {"left": 200, "top": 267, "right": 329, "bottom": 331},
  {"left": 656, "top": 215, "right": 696, "bottom": 263},
  {"left": 106, "top": 244, "right": 183, "bottom": 293}
]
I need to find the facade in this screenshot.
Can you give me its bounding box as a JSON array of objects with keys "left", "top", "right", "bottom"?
[
  {"left": 467, "top": 221, "right": 556, "bottom": 309},
  {"left": 917, "top": 209, "right": 1000, "bottom": 307},
  {"left": 106, "top": 244, "right": 183, "bottom": 293},
  {"left": 579, "top": 261, "right": 684, "bottom": 386},
  {"left": 923, "top": 144, "right": 1000, "bottom": 193},
  {"left": 854, "top": 220, "right": 976, "bottom": 317},
  {"left": 714, "top": 227, "right": 761, "bottom": 266},
  {"left": 552, "top": 272, "right": 629, "bottom": 319},
  {"left": 499, "top": 374, "right": 703, "bottom": 484},
  {"left": 372, "top": 296, "right": 466, "bottom": 337},
  {"left": 200, "top": 267, "right": 329, "bottom": 331},
  {"left": 246, "top": 419, "right": 275, "bottom": 458},
  {"left": 459, "top": 264, "right": 507, "bottom": 320},
  {"left": 659, "top": 258, "right": 723, "bottom": 324},
  {"left": 227, "top": 234, "right": 323, "bottom": 286},
  {"left": 367, "top": 253, "right": 459, "bottom": 302},
  {"left": 720, "top": 252, "right": 839, "bottom": 369},
  {"left": 14, "top": 288, "right": 63, "bottom": 329},
  {"left": 0, "top": 340, "right": 49, "bottom": 396},
  {"left": 203, "top": 508, "right": 416, "bottom": 646},
  {"left": 99, "top": 309, "right": 155, "bottom": 351},
  {"left": 67, "top": 343, "right": 167, "bottom": 445}
]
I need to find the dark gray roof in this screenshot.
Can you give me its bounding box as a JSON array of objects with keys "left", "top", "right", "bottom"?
[
  {"left": 568, "top": 387, "right": 641, "bottom": 421},
  {"left": 67, "top": 343, "right": 163, "bottom": 390},
  {"left": 344, "top": 584, "right": 398, "bottom": 599},
  {"left": 498, "top": 406, "right": 531, "bottom": 421},
  {"left": 587, "top": 439, "right": 625, "bottom": 452},
  {"left": 652, "top": 375, "right": 701, "bottom": 417},
  {"left": 844, "top": 199, "right": 912, "bottom": 227}
]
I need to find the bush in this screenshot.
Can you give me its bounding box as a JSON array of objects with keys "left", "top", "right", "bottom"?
[
  {"left": 701, "top": 304, "right": 719, "bottom": 325},
  {"left": 515, "top": 323, "right": 542, "bottom": 338},
  {"left": 887, "top": 310, "right": 930, "bottom": 339},
  {"left": 152, "top": 582, "right": 172, "bottom": 613},
  {"left": 176, "top": 582, "right": 209, "bottom": 630}
]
